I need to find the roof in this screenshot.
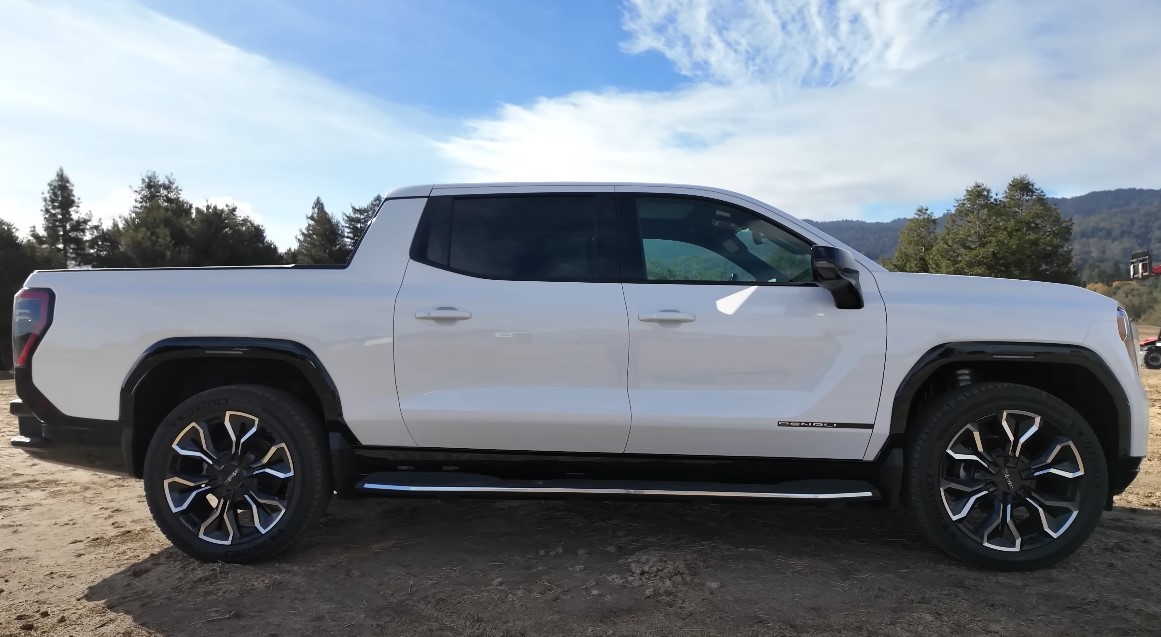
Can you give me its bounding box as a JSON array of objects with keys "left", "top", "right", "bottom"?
[
  {"left": 380, "top": 182, "right": 888, "bottom": 274},
  {"left": 385, "top": 182, "right": 753, "bottom": 199}
]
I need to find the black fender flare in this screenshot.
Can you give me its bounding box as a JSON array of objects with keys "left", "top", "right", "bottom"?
[
  {"left": 120, "top": 337, "right": 346, "bottom": 431},
  {"left": 889, "top": 341, "right": 1132, "bottom": 457}
]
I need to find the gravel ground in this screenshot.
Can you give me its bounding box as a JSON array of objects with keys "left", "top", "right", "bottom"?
[{"left": 2, "top": 371, "right": 1161, "bottom": 637}]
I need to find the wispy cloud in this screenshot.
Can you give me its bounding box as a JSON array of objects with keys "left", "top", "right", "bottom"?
[
  {"left": 440, "top": 0, "right": 1161, "bottom": 221},
  {"left": 0, "top": 0, "right": 450, "bottom": 246}
]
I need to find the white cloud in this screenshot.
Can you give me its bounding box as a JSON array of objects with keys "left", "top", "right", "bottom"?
[
  {"left": 0, "top": 0, "right": 451, "bottom": 247},
  {"left": 620, "top": 0, "right": 951, "bottom": 89},
  {"left": 439, "top": 0, "right": 1161, "bottom": 221}
]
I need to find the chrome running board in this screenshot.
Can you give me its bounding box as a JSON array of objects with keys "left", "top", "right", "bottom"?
[{"left": 355, "top": 472, "right": 879, "bottom": 501}]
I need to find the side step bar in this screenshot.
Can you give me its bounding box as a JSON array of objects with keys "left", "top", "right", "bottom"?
[{"left": 356, "top": 472, "right": 879, "bottom": 502}]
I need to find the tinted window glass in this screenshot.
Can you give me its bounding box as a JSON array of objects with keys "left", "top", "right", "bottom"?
[
  {"left": 447, "top": 196, "right": 598, "bottom": 281},
  {"left": 643, "top": 239, "right": 754, "bottom": 282},
  {"left": 631, "top": 196, "right": 813, "bottom": 284}
]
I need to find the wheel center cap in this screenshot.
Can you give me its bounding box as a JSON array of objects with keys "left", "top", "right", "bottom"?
[{"left": 994, "top": 467, "right": 1023, "bottom": 493}]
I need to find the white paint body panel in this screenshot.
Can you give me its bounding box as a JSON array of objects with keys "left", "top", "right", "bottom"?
[
  {"left": 21, "top": 181, "right": 1149, "bottom": 461},
  {"left": 393, "top": 261, "right": 632, "bottom": 453},
  {"left": 867, "top": 272, "right": 1148, "bottom": 458},
  {"left": 622, "top": 283, "right": 886, "bottom": 459},
  {"left": 26, "top": 198, "right": 429, "bottom": 447}
]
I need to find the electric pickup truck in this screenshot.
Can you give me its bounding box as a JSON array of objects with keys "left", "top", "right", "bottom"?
[{"left": 9, "top": 182, "right": 1149, "bottom": 571}]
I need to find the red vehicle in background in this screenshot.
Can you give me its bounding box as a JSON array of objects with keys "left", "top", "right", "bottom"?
[{"left": 1144, "top": 327, "right": 1161, "bottom": 369}]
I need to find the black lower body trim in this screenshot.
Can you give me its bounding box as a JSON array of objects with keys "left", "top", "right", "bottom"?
[
  {"left": 9, "top": 401, "right": 132, "bottom": 476},
  {"left": 1109, "top": 455, "right": 1143, "bottom": 497}
]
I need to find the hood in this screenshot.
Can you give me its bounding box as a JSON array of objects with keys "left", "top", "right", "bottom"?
[{"left": 872, "top": 271, "right": 1117, "bottom": 323}]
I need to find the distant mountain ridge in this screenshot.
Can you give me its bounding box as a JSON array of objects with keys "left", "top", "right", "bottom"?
[{"left": 806, "top": 187, "right": 1161, "bottom": 282}]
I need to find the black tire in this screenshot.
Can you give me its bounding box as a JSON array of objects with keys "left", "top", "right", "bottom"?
[
  {"left": 143, "top": 384, "right": 332, "bottom": 563},
  {"left": 906, "top": 382, "right": 1107, "bottom": 571},
  {"left": 1145, "top": 349, "right": 1161, "bottom": 370}
]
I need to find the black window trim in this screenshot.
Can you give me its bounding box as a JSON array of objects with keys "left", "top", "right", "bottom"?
[
  {"left": 614, "top": 192, "right": 820, "bottom": 288},
  {"left": 408, "top": 193, "right": 622, "bottom": 284}
]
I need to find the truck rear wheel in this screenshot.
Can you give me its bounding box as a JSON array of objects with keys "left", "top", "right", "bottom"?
[
  {"left": 1145, "top": 348, "right": 1161, "bottom": 369},
  {"left": 906, "top": 382, "right": 1107, "bottom": 571},
  {"left": 142, "top": 384, "right": 332, "bottom": 563}
]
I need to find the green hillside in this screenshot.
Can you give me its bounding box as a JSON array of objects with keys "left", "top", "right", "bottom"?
[{"left": 810, "top": 188, "right": 1161, "bottom": 283}]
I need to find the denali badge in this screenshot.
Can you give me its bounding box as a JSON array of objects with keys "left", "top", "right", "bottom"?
[{"left": 778, "top": 421, "right": 839, "bottom": 428}]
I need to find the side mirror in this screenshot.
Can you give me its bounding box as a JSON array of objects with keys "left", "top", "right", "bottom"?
[{"left": 811, "top": 246, "right": 864, "bottom": 310}]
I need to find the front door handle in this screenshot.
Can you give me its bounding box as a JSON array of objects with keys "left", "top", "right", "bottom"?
[
  {"left": 416, "top": 307, "right": 472, "bottom": 321},
  {"left": 638, "top": 310, "right": 696, "bottom": 323}
]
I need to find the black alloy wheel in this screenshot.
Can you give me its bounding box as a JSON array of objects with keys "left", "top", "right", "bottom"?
[
  {"left": 143, "top": 385, "right": 331, "bottom": 563},
  {"left": 908, "top": 382, "right": 1107, "bottom": 571}
]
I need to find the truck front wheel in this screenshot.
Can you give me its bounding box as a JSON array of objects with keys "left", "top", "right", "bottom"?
[
  {"left": 1145, "top": 348, "right": 1161, "bottom": 369},
  {"left": 142, "top": 384, "right": 332, "bottom": 563},
  {"left": 906, "top": 382, "right": 1108, "bottom": 571}
]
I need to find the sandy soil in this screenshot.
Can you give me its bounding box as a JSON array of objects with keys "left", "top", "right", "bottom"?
[{"left": 2, "top": 374, "right": 1161, "bottom": 637}]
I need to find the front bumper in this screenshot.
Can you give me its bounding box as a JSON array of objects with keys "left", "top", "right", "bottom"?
[{"left": 9, "top": 399, "right": 132, "bottom": 476}]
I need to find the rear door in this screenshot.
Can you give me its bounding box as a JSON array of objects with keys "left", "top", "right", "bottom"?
[
  {"left": 617, "top": 191, "right": 887, "bottom": 459},
  {"left": 393, "top": 191, "right": 632, "bottom": 453}
]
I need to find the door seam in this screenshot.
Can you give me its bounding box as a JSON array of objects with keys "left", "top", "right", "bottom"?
[
  {"left": 621, "top": 282, "right": 633, "bottom": 453},
  {"left": 392, "top": 258, "right": 421, "bottom": 446}
]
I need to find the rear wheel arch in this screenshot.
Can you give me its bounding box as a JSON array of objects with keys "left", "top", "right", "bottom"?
[{"left": 120, "top": 337, "right": 354, "bottom": 477}]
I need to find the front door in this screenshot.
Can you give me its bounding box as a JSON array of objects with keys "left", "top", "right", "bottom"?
[
  {"left": 617, "top": 192, "right": 887, "bottom": 459},
  {"left": 393, "top": 192, "right": 632, "bottom": 453}
]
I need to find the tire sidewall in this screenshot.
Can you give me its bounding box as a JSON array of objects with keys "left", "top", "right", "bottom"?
[
  {"left": 143, "top": 386, "right": 330, "bottom": 563},
  {"left": 1146, "top": 350, "right": 1161, "bottom": 369},
  {"left": 908, "top": 384, "right": 1108, "bottom": 571}
]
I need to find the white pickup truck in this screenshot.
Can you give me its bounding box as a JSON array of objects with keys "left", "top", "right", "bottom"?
[{"left": 10, "top": 182, "right": 1148, "bottom": 571}]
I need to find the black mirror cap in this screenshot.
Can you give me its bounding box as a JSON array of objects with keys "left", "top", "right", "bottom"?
[{"left": 811, "top": 245, "right": 865, "bottom": 310}]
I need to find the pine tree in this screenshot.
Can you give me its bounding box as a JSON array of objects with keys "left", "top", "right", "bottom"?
[
  {"left": 341, "top": 194, "right": 383, "bottom": 252},
  {"left": 928, "top": 177, "right": 1077, "bottom": 284},
  {"left": 292, "top": 197, "right": 348, "bottom": 264},
  {"left": 186, "top": 202, "right": 281, "bottom": 266},
  {"left": 31, "top": 168, "right": 93, "bottom": 267},
  {"left": 883, "top": 206, "right": 937, "bottom": 273},
  {"left": 994, "top": 176, "right": 1077, "bottom": 284},
  {"left": 104, "top": 172, "right": 196, "bottom": 267},
  {"left": 1, "top": 220, "right": 55, "bottom": 368}
]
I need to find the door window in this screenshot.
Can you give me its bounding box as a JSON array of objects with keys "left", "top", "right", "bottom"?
[
  {"left": 416, "top": 195, "right": 612, "bottom": 282},
  {"left": 625, "top": 196, "right": 814, "bottom": 284}
]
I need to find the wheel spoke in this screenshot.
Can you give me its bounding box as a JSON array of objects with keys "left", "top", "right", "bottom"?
[
  {"left": 1028, "top": 438, "right": 1085, "bottom": 479},
  {"left": 243, "top": 490, "right": 287, "bottom": 534},
  {"left": 979, "top": 500, "right": 1022, "bottom": 552},
  {"left": 940, "top": 477, "right": 992, "bottom": 521},
  {"left": 198, "top": 497, "right": 238, "bottom": 545},
  {"left": 171, "top": 421, "right": 218, "bottom": 466},
  {"left": 1001, "top": 410, "right": 1040, "bottom": 458},
  {"left": 224, "top": 411, "right": 260, "bottom": 457},
  {"left": 163, "top": 474, "right": 212, "bottom": 513},
  {"left": 251, "top": 442, "right": 294, "bottom": 479},
  {"left": 946, "top": 422, "right": 994, "bottom": 471},
  {"left": 1024, "top": 495, "right": 1079, "bottom": 538}
]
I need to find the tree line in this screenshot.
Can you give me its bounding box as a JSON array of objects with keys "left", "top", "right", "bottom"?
[
  {"left": 1, "top": 168, "right": 380, "bottom": 368},
  {"left": 881, "top": 174, "right": 1161, "bottom": 325}
]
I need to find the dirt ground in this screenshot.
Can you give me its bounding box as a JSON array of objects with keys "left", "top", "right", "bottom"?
[{"left": 2, "top": 373, "right": 1161, "bottom": 637}]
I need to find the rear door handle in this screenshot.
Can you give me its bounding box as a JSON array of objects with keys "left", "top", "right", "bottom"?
[
  {"left": 416, "top": 307, "right": 472, "bottom": 321},
  {"left": 638, "top": 310, "right": 696, "bottom": 323}
]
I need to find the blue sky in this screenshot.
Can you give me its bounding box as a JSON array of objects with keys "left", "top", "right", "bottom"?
[
  {"left": 138, "top": 0, "right": 687, "bottom": 118},
  {"left": 2, "top": 0, "right": 1160, "bottom": 248}
]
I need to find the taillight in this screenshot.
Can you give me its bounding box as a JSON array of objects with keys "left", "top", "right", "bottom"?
[{"left": 12, "top": 288, "right": 53, "bottom": 368}]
